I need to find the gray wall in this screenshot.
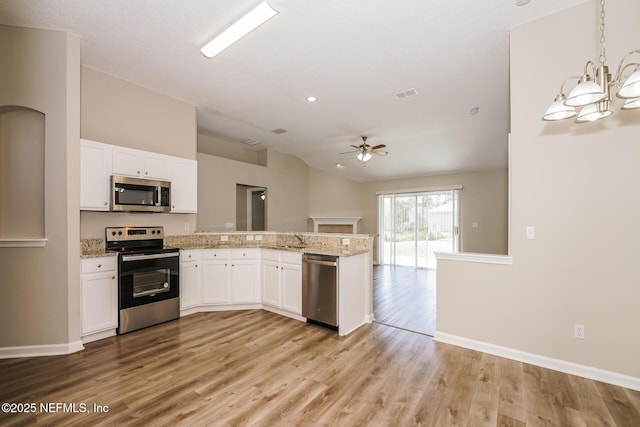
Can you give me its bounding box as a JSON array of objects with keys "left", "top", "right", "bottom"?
[{"left": 0, "top": 25, "right": 81, "bottom": 347}]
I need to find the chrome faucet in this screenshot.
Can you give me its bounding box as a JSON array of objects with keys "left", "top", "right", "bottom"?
[{"left": 294, "top": 233, "right": 306, "bottom": 247}]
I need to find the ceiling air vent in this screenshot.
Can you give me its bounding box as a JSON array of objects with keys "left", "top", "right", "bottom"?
[
  {"left": 271, "top": 128, "right": 288, "bottom": 134},
  {"left": 394, "top": 87, "right": 418, "bottom": 100},
  {"left": 240, "top": 138, "right": 260, "bottom": 146}
]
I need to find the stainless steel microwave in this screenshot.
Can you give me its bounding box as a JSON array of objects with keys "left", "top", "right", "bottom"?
[{"left": 111, "top": 176, "right": 171, "bottom": 213}]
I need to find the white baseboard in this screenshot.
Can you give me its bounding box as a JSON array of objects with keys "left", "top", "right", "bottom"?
[
  {"left": 434, "top": 331, "right": 640, "bottom": 392},
  {"left": 81, "top": 329, "right": 116, "bottom": 344},
  {"left": 0, "top": 340, "right": 84, "bottom": 359}
]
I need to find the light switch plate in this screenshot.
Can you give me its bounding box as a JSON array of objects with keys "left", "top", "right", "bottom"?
[
  {"left": 220, "top": 235, "right": 229, "bottom": 241},
  {"left": 526, "top": 226, "right": 536, "bottom": 240},
  {"left": 342, "top": 238, "right": 350, "bottom": 245},
  {"left": 255, "top": 235, "right": 263, "bottom": 241},
  {"left": 246, "top": 235, "right": 254, "bottom": 241}
]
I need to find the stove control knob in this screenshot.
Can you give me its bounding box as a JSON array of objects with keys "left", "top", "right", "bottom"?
[
  {"left": 151, "top": 230, "right": 156, "bottom": 234},
  {"left": 111, "top": 231, "right": 116, "bottom": 236},
  {"left": 118, "top": 231, "right": 123, "bottom": 236}
]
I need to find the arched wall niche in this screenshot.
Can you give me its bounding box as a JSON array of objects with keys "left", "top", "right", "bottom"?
[{"left": 0, "top": 105, "right": 45, "bottom": 240}]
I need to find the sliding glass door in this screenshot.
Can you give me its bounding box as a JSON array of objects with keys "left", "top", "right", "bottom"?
[{"left": 380, "top": 190, "right": 459, "bottom": 269}]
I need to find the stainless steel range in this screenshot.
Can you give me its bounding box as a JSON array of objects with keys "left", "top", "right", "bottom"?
[{"left": 106, "top": 226, "right": 180, "bottom": 334}]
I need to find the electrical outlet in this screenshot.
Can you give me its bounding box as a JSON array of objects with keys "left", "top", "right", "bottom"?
[
  {"left": 574, "top": 324, "right": 585, "bottom": 339},
  {"left": 246, "top": 235, "right": 254, "bottom": 241},
  {"left": 255, "top": 235, "right": 263, "bottom": 241},
  {"left": 342, "top": 238, "right": 350, "bottom": 245},
  {"left": 220, "top": 235, "right": 228, "bottom": 242}
]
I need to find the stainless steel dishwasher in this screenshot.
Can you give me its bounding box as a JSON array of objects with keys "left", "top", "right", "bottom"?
[{"left": 302, "top": 253, "right": 339, "bottom": 330}]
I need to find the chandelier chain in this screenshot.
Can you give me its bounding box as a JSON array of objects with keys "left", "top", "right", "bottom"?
[{"left": 599, "top": 0, "right": 606, "bottom": 65}]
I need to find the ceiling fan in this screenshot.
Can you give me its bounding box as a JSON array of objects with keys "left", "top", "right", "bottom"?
[{"left": 340, "top": 136, "right": 388, "bottom": 165}]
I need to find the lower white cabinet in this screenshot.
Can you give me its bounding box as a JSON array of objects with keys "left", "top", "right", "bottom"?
[
  {"left": 261, "top": 250, "right": 302, "bottom": 315},
  {"left": 180, "top": 250, "right": 201, "bottom": 310},
  {"left": 181, "top": 249, "right": 261, "bottom": 312},
  {"left": 80, "top": 256, "right": 117, "bottom": 342}
]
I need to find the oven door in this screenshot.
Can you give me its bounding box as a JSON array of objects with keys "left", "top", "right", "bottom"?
[{"left": 119, "top": 252, "right": 179, "bottom": 309}]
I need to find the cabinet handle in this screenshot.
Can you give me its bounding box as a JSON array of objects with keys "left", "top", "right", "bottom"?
[
  {"left": 195, "top": 264, "right": 198, "bottom": 268},
  {"left": 145, "top": 171, "right": 148, "bottom": 175},
  {"left": 188, "top": 254, "right": 191, "bottom": 258},
  {"left": 97, "top": 264, "right": 102, "bottom": 268},
  {"left": 172, "top": 205, "right": 176, "bottom": 208},
  {"left": 103, "top": 202, "right": 108, "bottom": 206},
  {"left": 137, "top": 170, "right": 141, "bottom": 174},
  {"left": 112, "top": 276, "right": 115, "bottom": 280}
]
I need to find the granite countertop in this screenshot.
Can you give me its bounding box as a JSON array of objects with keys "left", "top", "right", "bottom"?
[{"left": 81, "top": 232, "right": 371, "bottom": 259}]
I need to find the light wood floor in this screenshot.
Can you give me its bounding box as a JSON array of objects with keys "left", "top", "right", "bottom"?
[
  {"left": 1, "top": 311, "right": 639, "bottom": 426},
  {"left": 373, "top": 265, "right": 436, "bottom": 336}
]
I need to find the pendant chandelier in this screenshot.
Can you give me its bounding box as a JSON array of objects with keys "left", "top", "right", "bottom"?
[{"left": 542, "top": 0, "right": 640, "bottom": 122}]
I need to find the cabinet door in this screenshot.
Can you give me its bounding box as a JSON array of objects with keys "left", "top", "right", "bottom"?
[
  {"left": 80, "top": 140, "right": 112, "bottom": 211},
  {"left": 281, "top": 262, "right": 302, "bottom": 314},
  {"left": 81, "top": 271, "right": 117, "bottom": 335},
  {"left": 112, "top": 146, "right": 143, "bottom": 177},
  {"left": 144, "top": 152, "right": 171, "bottom": 180},
  {"left": 231, "top": 260, "right": 258, "bottom": 303},
  {"left": 180, "top": 260, "right": 200, "bottom": 310},
  {"left": 261, "top": 259, "right": 281, "bottom": 307},
  {"left": 170, "top": 158, "right": 198, "bottom": 213},
  {"left": 201, "top": 259, "right": 229, "bottom": 304}
]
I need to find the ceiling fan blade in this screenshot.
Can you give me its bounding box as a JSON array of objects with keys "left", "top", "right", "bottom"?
[
  {"left": 371, "top": 144, "right": 386, "bottom": 150},
  {"left": 372, "top": 150, "right": 388, "bottom": 156},
  {"left": 350, "top": 145, "right": 361, "bottom": 149}
]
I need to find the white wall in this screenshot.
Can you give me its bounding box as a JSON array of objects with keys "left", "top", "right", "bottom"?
[{"left": 436, "top": 0, "right": 640, "bottom": 382}]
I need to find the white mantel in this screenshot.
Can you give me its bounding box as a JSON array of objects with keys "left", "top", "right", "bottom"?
[{"left": 310, "top": 217, "right": 361, "bottom": 233}]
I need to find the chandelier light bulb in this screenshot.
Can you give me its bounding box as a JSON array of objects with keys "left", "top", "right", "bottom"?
[
  {"left": 543, "top": 94, "right": 577, "bottom": 121},
  {"left": 617, "top": 69, "right": 640, "bottom": 99}
]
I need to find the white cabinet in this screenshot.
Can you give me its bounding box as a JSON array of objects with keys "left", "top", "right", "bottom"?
[
  {"left": 81, "top": 256, "right": 117, "bottom": 342},
  {"left": 201, "top": 250, "right": 230, "bottom": 304},
  {"left": 180, "top": 250, "right": 201, "bottom": 311},
  {"left": 80, "top": 139, "right": 112, "bottom": 211},
  {"left": 261, "top": 250, "right": 302, "bottom": 315},
  {"left": 262, "top": 251, "right": 281, "bottom": 307},
  {"left": 199, "top": 249, "right": 260, "bottom": 305},
  {"left": 230, "top": 249, "right": 260, "bottom": 303},
  {"left": 112, "top": 146, "right": 171, "bottom": 180},
  {"left": 170, "top": 158, "right": 198, "bottom": 213}
]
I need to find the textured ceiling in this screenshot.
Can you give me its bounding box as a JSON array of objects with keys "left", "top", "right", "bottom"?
[{"left": 0, "top": 0, "right": 588, "bottom": 181}]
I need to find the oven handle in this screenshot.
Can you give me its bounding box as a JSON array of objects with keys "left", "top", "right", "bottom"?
[{"left": 121, "top": 252, "right": 179, "bottom": 262}]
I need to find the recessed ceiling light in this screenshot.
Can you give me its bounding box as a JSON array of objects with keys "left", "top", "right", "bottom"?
[
  {"left": 336, "top": 163, "right": 344, "bottom": 168},
  {"left": 306, "top": 96, "right": 317, "bottom": 102}
]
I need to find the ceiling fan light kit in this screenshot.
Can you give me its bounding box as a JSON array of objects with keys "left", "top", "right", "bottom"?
[
  {"left": 542, "top": 0, "right": 640, "bottom": 123},
  {"left": 340, "top": 136, "right": 388, "bottom": 167},
  {"left": 200, "top": 1, "right": 278, "bottom": 59}
]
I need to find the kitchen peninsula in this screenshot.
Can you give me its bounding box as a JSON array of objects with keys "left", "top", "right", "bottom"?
[{"left": 80, "top": 231, "right": 373, "bottom": 342}]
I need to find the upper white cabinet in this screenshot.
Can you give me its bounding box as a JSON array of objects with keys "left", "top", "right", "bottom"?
[
  {"left": 79, "top": 139, "right": 197, "bottom": 213},
  {"left": 112, "top": 146, "right": 171, "bottom": 180},
  {"left": 170, "top": 158, "right": 198, "bottom": 213},
  {"left": 80, "top": 139, "right": 112, "bottom": 211}
]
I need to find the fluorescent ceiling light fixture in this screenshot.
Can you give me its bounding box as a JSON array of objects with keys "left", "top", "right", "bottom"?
[{"left": 200, "top": 1, "right": 278, "bottom": 59}]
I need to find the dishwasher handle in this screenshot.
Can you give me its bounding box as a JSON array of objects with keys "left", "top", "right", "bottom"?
[{"left": 303, "top": 259, "right": 337, "bottom": 267}]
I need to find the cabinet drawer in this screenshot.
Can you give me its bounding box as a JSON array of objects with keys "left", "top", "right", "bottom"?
[
  {"left": 81, "top": 256, "right": 117, "bottom": 274},
  {"left": 180, "top": 250, "right": 200, "bottom": 261},
  {"left": 231, "top": 249, "right": 257, "bottom": 260},
  {"left": 281, "top": 251, "right": 302, "bottom": 265},
  {"left": 202, "top": 249, "right": 230, "bottom": 260}
]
